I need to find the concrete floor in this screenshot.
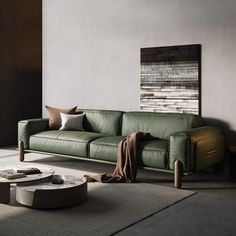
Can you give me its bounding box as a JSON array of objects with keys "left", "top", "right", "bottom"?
[
  {"left": 117, "top": 188, "right": 236, "bottom": 236},
  {"left": 1, "top": 147, "right": 236, "bottom": 236},
  {"left": 117, "top": 166, "right": 236, "bottom": 236}
]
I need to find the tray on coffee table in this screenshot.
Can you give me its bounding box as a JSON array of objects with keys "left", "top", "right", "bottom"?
[{"left": 0, "top": 165, "right": 54, "bottom": 204}]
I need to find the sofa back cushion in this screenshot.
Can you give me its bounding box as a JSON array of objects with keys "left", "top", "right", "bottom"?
[
  {"left": 76, "top": 109, "right": 123, "bottom": 136},
  {"left": 121, "top": 112, "right": 202, "bottom": 140}
]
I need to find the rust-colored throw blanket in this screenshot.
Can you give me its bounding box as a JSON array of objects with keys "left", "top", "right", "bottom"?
[{"left": 84, "top": 132, "right": 154, "bottom": 183}]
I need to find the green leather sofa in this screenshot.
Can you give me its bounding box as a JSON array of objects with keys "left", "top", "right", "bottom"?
[{"left": 18, "top": 109, "right": 225, "bottom": 188}]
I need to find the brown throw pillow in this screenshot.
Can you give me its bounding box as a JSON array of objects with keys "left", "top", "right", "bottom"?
[{"left": 45, "top": 105, "right": 77, "bottom": 129}]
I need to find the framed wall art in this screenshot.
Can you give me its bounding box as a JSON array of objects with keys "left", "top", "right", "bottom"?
[{"left": 140, "top": 44, "right": 201, "bottom": 115}]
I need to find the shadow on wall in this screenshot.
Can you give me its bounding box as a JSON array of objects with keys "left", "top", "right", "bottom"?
[{"left": 203, "top": 117, "right": 236, "bottom": 147}]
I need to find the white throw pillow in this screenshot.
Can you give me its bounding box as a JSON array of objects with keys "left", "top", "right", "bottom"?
[{"left": 59, "top": 113, "right": 85, "bottom": 131}]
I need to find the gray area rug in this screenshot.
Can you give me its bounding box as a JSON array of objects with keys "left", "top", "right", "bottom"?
[{"left": 0, "top": 152, "right": 195, "bottom": 236}]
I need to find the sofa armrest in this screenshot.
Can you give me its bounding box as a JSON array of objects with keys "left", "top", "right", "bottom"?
[
  {"left": 169, "top": 126, "right": 224, "bottom": 172},
  {"left": 18, "top": 118, "right": 49, "bottom": 149}
]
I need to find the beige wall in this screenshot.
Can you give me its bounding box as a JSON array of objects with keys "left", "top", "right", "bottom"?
[{"left": 43, "top": 0, "right": 236, "bottom": 144}]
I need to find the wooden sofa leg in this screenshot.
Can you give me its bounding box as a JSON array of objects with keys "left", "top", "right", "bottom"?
[
  {"left": 174, "top": 160, "right": 182, "bottom": 189},
  {"left": 19, "top": 141, "right": 25, "bottom": 162}
]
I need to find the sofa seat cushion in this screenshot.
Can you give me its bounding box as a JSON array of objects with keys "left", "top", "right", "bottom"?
[
  {"left": 89, "top": 136, "right": 168, "bottom": 169},
  {"left": 138, "top": 139, "right": 168, "bottom": 169},
  {"left": 29, "top": 131, "right": 105, "bottom": 157},
  {"left": 89, "top": 136, "right": 125, "bottom": 162}
]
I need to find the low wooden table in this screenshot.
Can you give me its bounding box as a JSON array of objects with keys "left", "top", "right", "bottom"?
[
  {"left": 0, "top": 166, "right": 54, "bottom": 204},
  {"left": 16, "top": 175, "right": 87, "bottom": 208}
]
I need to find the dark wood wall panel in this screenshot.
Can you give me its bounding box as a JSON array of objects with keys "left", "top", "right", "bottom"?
[{"left": 0, "top": 0, "right": 42, "bottom": 146}]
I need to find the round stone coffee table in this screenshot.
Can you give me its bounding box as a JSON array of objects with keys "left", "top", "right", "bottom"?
[
  {"left": 0, "top": 166, "right": 54, "bottom": 204},
  {"left": 16, "top": 175, "right": 87, "bottom": 208}
]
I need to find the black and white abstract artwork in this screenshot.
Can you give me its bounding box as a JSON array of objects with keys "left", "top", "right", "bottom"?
[{"left": 140, "top": 45, "right": 201, "bottom": 115}]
